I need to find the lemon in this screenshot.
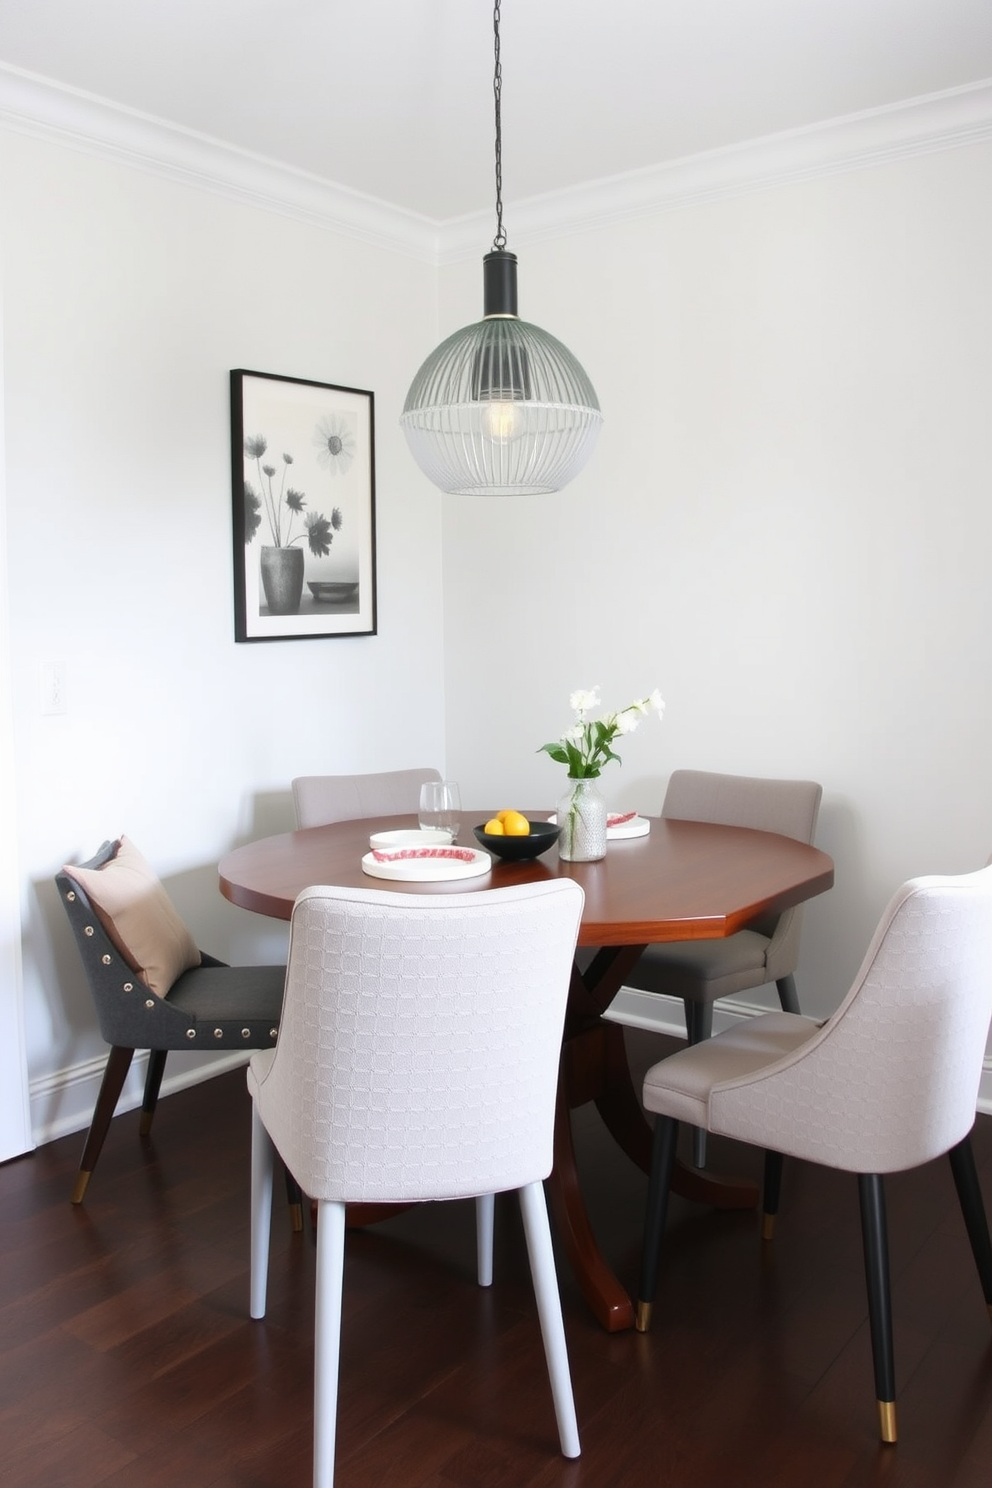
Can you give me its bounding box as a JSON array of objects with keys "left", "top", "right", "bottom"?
[
  {"left": 496, "top": 809, "right": 515, "bottom": 823},
  {"left": 483, "top": 818, "right": 505, "bottom": 835},
  {"left": 502, "top": 811, "right": 530, "bottom": 837}
]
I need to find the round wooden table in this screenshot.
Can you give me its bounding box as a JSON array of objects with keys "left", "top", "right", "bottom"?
[{"left": 220, "top": 811, "right": 834, "bottom": 1331}]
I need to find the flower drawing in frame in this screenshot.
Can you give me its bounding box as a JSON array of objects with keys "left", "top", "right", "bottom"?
[
  {"left": 231, "top": 370, "right": 376, "bottom": 642},
  {"left": 313, "top": 412, "right": 357, "bottom": 475}
]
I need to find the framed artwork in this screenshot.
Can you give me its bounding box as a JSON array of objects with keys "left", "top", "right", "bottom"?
[{"left": 231, "top": 369, "right": 376, "bottom": 641}]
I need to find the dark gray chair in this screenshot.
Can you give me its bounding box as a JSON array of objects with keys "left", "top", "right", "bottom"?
[{"left": 58, "top": 839, "right": 295, "bottom": 1214}]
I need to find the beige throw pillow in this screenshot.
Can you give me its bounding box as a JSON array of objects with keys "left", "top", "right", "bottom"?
[{"left": 63, "top": 836, "right": 201, "bottom": 997}]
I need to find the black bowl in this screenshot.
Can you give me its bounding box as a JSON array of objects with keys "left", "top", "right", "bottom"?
[{"left": 473, "top": 819, "right": 561, "bottom": 862}]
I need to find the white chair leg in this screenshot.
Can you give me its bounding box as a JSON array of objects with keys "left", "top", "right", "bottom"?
[
  {"left": 314, "top": 1199, "right": 347, "bottom": 1488},
  {"left": 476, "top": 1193, "right": 495, "bottom": 1287},
  {"left": 518, "top": 1181, "right": 580, "bottom": 1459},
  {"left": 250, "top": 1102, "right": 274, "bottom": 1320}
]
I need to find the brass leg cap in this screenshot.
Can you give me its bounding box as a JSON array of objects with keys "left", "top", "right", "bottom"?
[
  {"left": 635, "top": 1300, "right": 653, "bottom": 1333},
  {"left": 878, "top": 1399, "right": 897, "bottom": 1444},
  {"left": 761, "top": 1212, "right": 777, "bottom": 1241},
  {"left": 139, "top": 1111, "right": 154, "bottom": 1137},
  {"left": 71, "top": 1170, "right": 91, "bottom": 1205}
]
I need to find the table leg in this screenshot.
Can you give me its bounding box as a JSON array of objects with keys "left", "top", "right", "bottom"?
[{"left": 546, "top": 1057, "right": 635, "bottom": 1333}]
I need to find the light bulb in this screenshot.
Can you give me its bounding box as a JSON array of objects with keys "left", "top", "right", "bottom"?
[{"left": 484, "top": 399, "right": 521, "bottom": 442}]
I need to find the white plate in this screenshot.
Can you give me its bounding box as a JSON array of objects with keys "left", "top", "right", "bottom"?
[
  {"left": 362, "top": 846, "right": 492, "bottom": 882},
  {"left": 368, "top": 827, "right": 453, "bottom": 850},
  {"left": 607, "top": 814, "right": 651, "bottom": 839},
  {"left": 547, "top": 813, "right": 651, "bottom": 840}
]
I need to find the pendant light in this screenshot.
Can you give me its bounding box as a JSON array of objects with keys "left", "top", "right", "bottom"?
[{"left": 401, "top": 0, "right": 603, "bottom": 497}]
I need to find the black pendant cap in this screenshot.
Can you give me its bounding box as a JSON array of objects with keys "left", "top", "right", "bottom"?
[{"left": 483, "top": 250, "right": 519, "bottom": 317}]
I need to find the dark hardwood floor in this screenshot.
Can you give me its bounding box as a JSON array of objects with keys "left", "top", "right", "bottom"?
[{"left": 4, "top": 1030, "right": 992, "bottom": 1487}]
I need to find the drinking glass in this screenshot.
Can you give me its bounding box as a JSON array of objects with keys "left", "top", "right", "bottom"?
[{"left": 418, "top": 781, "right": 461, "bottom": 839}]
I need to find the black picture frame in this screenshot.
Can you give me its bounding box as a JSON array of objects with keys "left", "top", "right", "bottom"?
[{"left": 231, "top": 369, "right": 377, "bottom": 641}]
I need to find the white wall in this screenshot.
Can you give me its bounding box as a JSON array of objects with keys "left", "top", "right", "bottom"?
[
  {"left": 3, "top": 84, "right": 992, "bottom": 1150},
  {"left": 0, "top": 280, "right": 33, "bottom": 1160},
  {"left": 0, "top": 127, "right": 446, "bottom": 1142},
  {"left": 440, "top": 139, "right": 992, "bottom": 1021}
]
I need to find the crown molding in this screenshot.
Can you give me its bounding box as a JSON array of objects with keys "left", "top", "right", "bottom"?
[
  {"left": 0, "top": 64, "right": 441, "bottom": 263},
  {"left": 2, "top": 64, "right": 990, "bottom": 269},
  {"left": 438, "top": 77, "right": 992, "bottom": 263}
]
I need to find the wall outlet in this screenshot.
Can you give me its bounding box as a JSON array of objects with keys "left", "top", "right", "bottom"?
[{"left": 39, "top": 660, "right": 67, "bottom": 715}]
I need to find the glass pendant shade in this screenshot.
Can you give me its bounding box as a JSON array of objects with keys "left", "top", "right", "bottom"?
[{"left": 401, "top": 252, "right": 603, "bottom": 496}]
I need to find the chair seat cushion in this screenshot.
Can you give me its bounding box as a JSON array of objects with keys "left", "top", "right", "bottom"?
[
  {"left": 63, "top": 836, "right": 201, "bottom": 997},
  {"left": 642, "top": 1011, "right": 820, "bottom": 1128},
  {"left": 167, "top": 963, "right": 286, "bottom": 1025},
  {"left": 627, "top": 929, "right": 771, "bottom": 1003}
]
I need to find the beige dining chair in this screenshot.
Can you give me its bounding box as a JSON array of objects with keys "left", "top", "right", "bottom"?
[
  {"left": 605, "top": 768, "right": 822, "bottom": 1167},
  {"left": 635, "top": 860, "right": 992, "bottom": 1444},
  {"left": 291, "top": 766, "right": 441, "bottom": 828},
  {"left": 248, "top": 878, "right": 584, "bottom": 1486}
]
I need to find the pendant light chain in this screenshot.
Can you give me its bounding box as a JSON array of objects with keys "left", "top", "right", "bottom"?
[
  {"left": 492, "top": 0, "right": 506, "bottom": 251},
  {"left": 400, "top": 0, "right": 602, "bottom": 495}
]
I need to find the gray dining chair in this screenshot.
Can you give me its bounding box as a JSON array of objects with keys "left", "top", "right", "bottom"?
[
  {"left": 58, "top": 836, "right": 298, "bottom": 1219},
  {"left": 248, "top": 878, "right": 585, "bottom": 1485},
  {"left": 291, "top": 767, "right": 441, "bottom": 828},
  {"left": 605, "top": 769, "right": 822, "bottom": 1167},
  {"left": 635, "top": 859, "right": 992, "bottom": 1444}
]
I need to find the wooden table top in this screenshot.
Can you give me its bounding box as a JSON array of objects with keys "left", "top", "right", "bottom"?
[{"left": 218, "top": 812, "right": 835, "bottom": 948}]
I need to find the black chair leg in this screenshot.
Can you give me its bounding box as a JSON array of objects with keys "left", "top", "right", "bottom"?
[
  {"left": 761, "top": 1151, "right": 784, "bottom": 1240},
  {"left": 776, "top": 974, "right": 800, "bottom": 1014},
  {"left": 72, "top": 1045, "right": 135, "bottom": 1204},
  {"left": 636, "top": 1115, "right": 679, "bottom": 1332},
  {"left": 684, "top": 1002, "right": 713, "bottom": 1169},
  {"left": 858, "top": 1172, "right": 897, "bottom": 1443},
  {"left": 140, "top": 1050, "right": 168, "bottom": 1137},
  {"left": 947, "top": 1133, "right": 992, "bottom": 1318},
  {"left": 685, "top": 1000, "right": 713, "bottom": 1046}
]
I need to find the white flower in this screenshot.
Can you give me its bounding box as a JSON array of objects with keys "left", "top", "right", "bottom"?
[
  {"left": 613, "top": 708, "right": 640, "bottom": 735},
  {"left": 313, "top": 413, "right": 357, "bottom": 474},
  {"left": 569, "top": 687, "right": 600, "bottom": 716},
  {"left": 540, "top": 685, "right": 665, "bottom": 780}
]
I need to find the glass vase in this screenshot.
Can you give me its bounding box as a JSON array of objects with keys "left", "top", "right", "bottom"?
[{"left": 556, "top": 777, "right": 608, "bottom": 862}]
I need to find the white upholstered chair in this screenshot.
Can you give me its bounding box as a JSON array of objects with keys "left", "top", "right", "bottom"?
[
  {"left": 248, "top": 879, "right": 585, "bottom": 1486},
  {"left": 635, "top": 861, "right": 992, "bottom": 1444},
  {"left": 606, "top": 768, "right": 822, "bottom": 1167},
  {"left": 291, "top": 767, "right": 441, "bottom": 828}
]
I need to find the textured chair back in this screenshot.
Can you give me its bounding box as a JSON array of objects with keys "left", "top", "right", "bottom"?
[
  {"left": 662, "top": 768, "right": 822, "bottom": 966},
  {"left": 249, "top": 879, "right": 584, "bottom": 1203},
  {"left": 291, "top": 768, "right": 442, "bottom": 828},
  {"left": 710, "top": 864, "right": 992, "bottom": 1172}
]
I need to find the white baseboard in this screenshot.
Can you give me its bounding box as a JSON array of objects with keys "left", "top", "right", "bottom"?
[
  {"left": 603, "top": 987, "right": 992, "bottom": 1117},
  {"left": 31, "top": 986, "right": 992, "bottom": 1150},
  {"left": 29, "top": 1048, "right": 251, "bottom": 1149}
]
